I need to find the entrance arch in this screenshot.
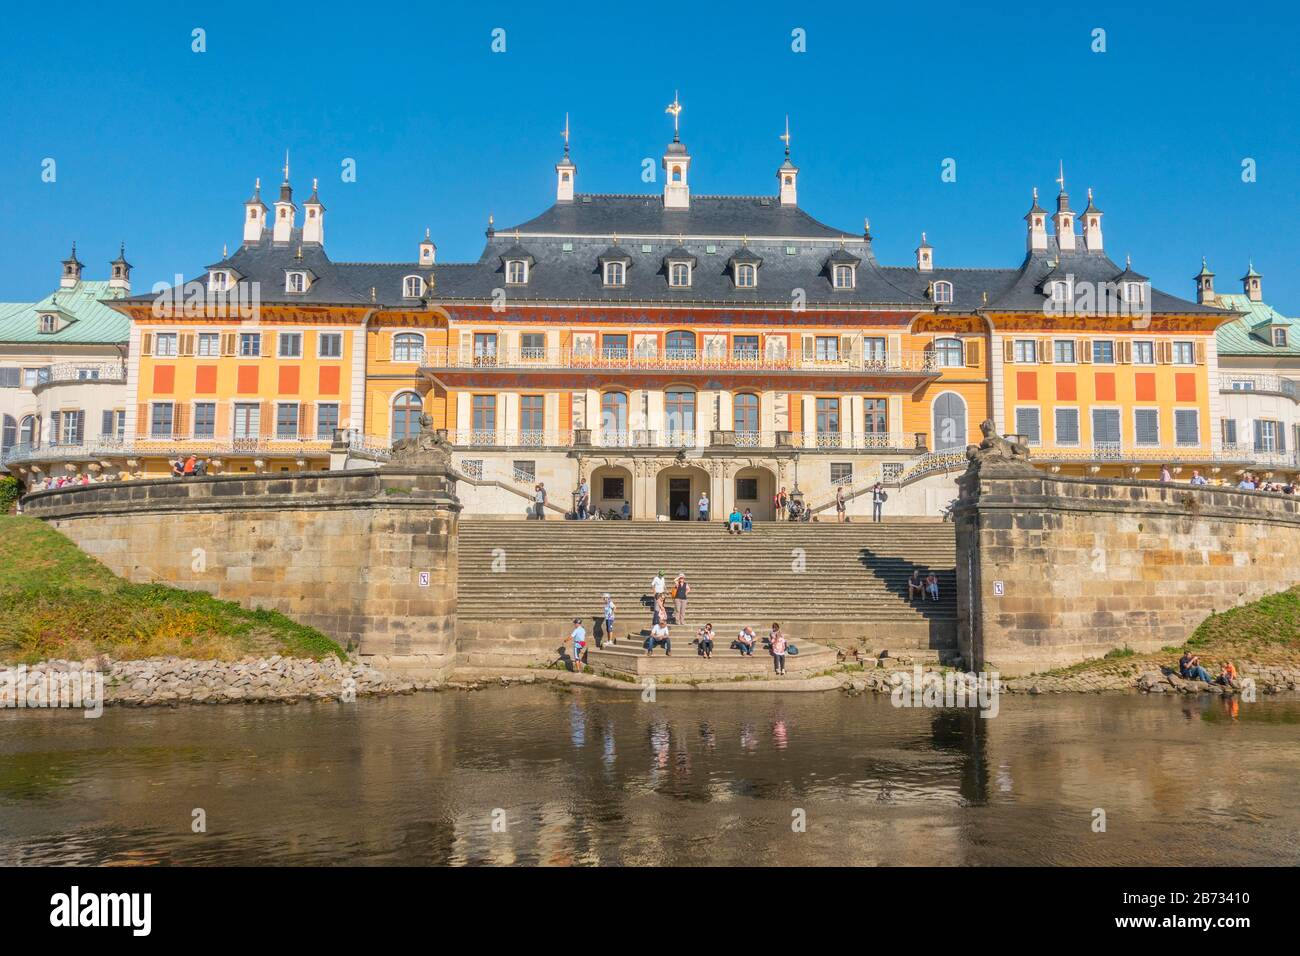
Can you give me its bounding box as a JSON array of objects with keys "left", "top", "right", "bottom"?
[
  {"left": 932, "top": 391, "right": 968, "bottom": 451},
  {"left": 590, "top": 464, "right": 633, "bottom": 518},
  {"left": 655, "top": 464, "right": 711, "bottom": 520},
  {"left": 732, "top": 465, "right": 777, "bottom": 521}
]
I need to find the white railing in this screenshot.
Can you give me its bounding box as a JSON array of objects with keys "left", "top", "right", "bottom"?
[
  {"left": 789, "top": 431, "right": 914, "bottom": 450},
  {"left": 443, "top": 429, "right": 572, "bottom": 448},
  {"left": 1031, "top": 443, "right": 1300, "bottom": 466},
  {"left": 2, "top": 437, "right": 332, "bottom": 467},
  {"left": 417, "top": 346, "right": 940, "bottom": 375},
  {"left": 1221, "top": 375, "right": 1298, "bottom": 399},
  {"left": 42, "top": 362, "right": 128, "bottom": 385}
]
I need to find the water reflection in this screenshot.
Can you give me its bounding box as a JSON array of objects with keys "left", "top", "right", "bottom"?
[{"left": 1, "top": 687, "right": 1298, "bottom": 866}]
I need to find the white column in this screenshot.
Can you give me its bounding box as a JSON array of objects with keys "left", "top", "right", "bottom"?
[
  {"left": 350, "top": 328, "right": 366, "bottom": 434},
  {"left": 802, "top": 395, "right": 816, "bottom": 444},
  {"left": 889, "top": 396, "right": 904, "bottom": 446}
]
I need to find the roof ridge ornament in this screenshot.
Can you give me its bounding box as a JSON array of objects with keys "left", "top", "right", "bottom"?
[
  {"left": 1055, "top": 160, "right": 1065, "bottom": 193},
  {"left": 283, "top": 150, "right": 290, "bottom": 183},
  {"left": 780, "top": 115, "right": 792, "bottom": 157},
  {"left": 665, "top": 91, "right": 683, "bottom": 142},
  {"left": 562, "top": 112, "right": 570, "bottom": 157}
]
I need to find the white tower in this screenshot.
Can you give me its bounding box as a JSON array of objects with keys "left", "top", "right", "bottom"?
[
  {"left": 662, "top": 93, "right": 691, "bottom": 210},
  {"left": 1082, "top": 188, "right": 1104, "bottom": 253},
  {"left": 1194, "top": 258, "right": 1216, "bottom": 306},
  {"left": 777, "top": 116, "right": 798, "bottom": 206},
  {"left": 1025, "top": 188, "right": 1048, "bottom": 253},
  {"left": 272, "top": 151, "right": 296, "bottom": 244},
  {"left": 243, "top": 178, "right": 268, "bottom": 244},
  {"left": 1052, "top": 162, "right": 1076, "bottom": 253},
  {"left": 419, "top": 228, "right": 437, "bottom": 265},
  {"left": 556, "top": 113, "right": 576, "bottom": 203},
  {"left": 915, "top": 232, "right": 933, "bottom": 272},
  {"left": 1241, "top": 262, "right": 1262, "bottom": 302},
  {"left": 302, "top": 178, "right": 325, "bottom": 246},
  {"left": 108, "top": 243, "right": 132, "bottom": 293}
]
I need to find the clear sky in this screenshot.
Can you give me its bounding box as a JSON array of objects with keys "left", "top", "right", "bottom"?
[{"left": 1, "top": 0, "right": 1297, "bottom": 310}]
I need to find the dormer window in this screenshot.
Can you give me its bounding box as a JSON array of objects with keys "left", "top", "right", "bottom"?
[
  {"left": 1273, "top": 327, "right": 1289, "bottom": 347},
  {"left": 670, "top": 262, "right": 692, "bottom": 287},
  {"left": 285, "top": 271, "right": 308, "bottom": 294},
  {"left": 1124, "top": 281, "right": 1145, "bottom": 306},
  {"left": 932, "top": 280, "right": 954, "bottom": 304},
  {"left": 506, "top": 260, "right": 528, "bottom": 284},
  {"left": 209, "top": 270, "right": 231, "bottom": 293},
  {"left": 1049, "top": 279, "right": 1071, "bottom": 303},
  {"left": 604, "top": 261, "right": 626, "bottom": 287},
  {"left": 38, "top": 313, "right": 59, "bottom": 334},
  {"left": 833, "top": 264, "right": 856, "bottom": 289},
  {"left": 403, "top": 275, "right": 425, "bottom": 298},
  {"left": 735, "top": 263, "right": 757, "bottom": 288}
]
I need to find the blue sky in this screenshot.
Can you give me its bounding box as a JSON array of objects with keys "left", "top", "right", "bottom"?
[{"left": 1, "top": 0, "right": 1297, "bottom": 309}]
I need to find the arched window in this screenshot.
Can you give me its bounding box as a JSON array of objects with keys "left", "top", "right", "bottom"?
[
  {"left": 19, "top": 415, "right": 37, "bottom": 446},
  {"left": 604, "top": 261, "right": 626, "bottom": 286},
  {"left": 665, "top": 390, "right": 695, "bottom": 443},
  {"left": 393, "top": 333, "right": 424, "bottom": 362},
  {"left": 932, "top": 280, "right": 954, "bottom": 304},
  {"left": 402, "top": 275, "right": 425, "bottom": 298},
  {"left": 669, "top": 262, "right": 691, "bottom": 287},
  {"left": 671, "top": 165, "right": 683, "bottom": 183},
  {"left": 1, "top": 415, "right": 15, "bottom": 454},
  {"left": 734, "top": 393, "right": 759, "bottom": 444},
  {"left": 833, "top": 264, "right": 855, "bottom": 289},
  {"left": 506, "top": 260, "right": 528, "bottom": 284},
  {"left": 735, "top": 263, "right": 757, "bottom": 288},
  {"left": 391, "top": 391, "right": 423, "bottom": 440},
  {"left": 932, "top": 392, "right": 968, "bottom": 451},
  {"left": 600, "top": 391, "right": 628, "bottom": 444},
  {"left": 1049, "top": 279, "right": 1070, "bottom": 303},
  {"left": 934, "top": 337, "right": 964, "bottom": 367},
  {"left": 665, "top": 331, "right": 696, "bottom": 359}
]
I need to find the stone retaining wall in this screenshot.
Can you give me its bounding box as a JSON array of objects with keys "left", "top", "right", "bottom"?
[
  {"left": 21, "top": 469, "right": 461, "bottom": 673},
  {"left": 955, "top": 462, "right": 1300, "bottom": 675}
]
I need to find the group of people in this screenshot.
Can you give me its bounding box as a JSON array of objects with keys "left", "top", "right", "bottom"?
[
  {"left": 688, "top": 623, "right": 792, "bottom": 674},
  {"left": 906, "top": 570, "right": 942, "bottom": 602},
  {"left": 1164, "top": 467, "right": 1297, "bottom": 496},
  {"left": 1178, "top": 650, "right": 1239, "bottom": 687},
  {"left": 30, "top": 472, "right": 111, "bottom": 491},
  {"left": 571, "top": 479, "right": 632, "bottom": 520},
  {"left": 170, "top": 455, "right": 211, "bottom": 477}
]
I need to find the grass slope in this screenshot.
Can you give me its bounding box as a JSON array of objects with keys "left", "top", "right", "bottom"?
[{"left": 0, "top": 516, "right": 344, "bottom": 665}]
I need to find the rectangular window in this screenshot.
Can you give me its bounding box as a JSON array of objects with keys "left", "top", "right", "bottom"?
[
  {"left": 736, "top": 477, "right": 759, "bottom": 500},
  {"left": 1013, "top": 340, "right": 1037, "bottom": 363},
  {"left": 864, "top": 398, "right": 887, "bottom": 434},
  {"left": 862, "top": 337, "right": 887, "bottom": 363},
  {"left": 1132, "top": 341, "right": 1155, "bottom": 364},
  {"left": 193, "top": 402, "right": 216, "bottom": 438},
  {"left": 239, "top": 333, "right": 261, "bottom": 357},
  {"left": 278, "top": 332, "right": 303, "bottom": 358},
  {"left": 520, "top": 395, "right": 544, "bottom": 437},
  {"left": 101, "top": 409, "right": 115, "bottom": 438},
  {"left": 473, "top": 333, "right": 497, "bottom": 365},
  {"left": 197, "top": 332, "right": 220, "bottom": 357},
  {"left": 1053, "top": 340, "right": 1076, "bottom": 364},
  {"left": 318, "top": 332, "right": 343, "bottom": 358},
  {"left": 151, "top": 403, "right": 174, "bottom": 438},
  {"left": 602, "top": 476, "right": 624, "bottom": 500},
  {"left": 830, "top": 462, "right": 853, "bottom": 485},
  {"left": 0, "top": 367, "right": 19, "bottom": 388},
  {"left": 732, "top": 335, "right": 759, "bottom": 360},
  {"left": 521, "top": 333, "right": 546, "bottom": 359},
  {"left": 232, "top": 402, "right": 260, "bottom": 439},
  {"left": 815, "top": 397, "right": 840, "bottom": 441},
  {"left": 512, "top": 460, "right": 536, "bottom": 483},
  {"left": 814, "top": 336, "right": 839, "bottom": 361},
  {"left": 1055, "top": 408, "right": 1080, "bottom": 446},
  {"left": 1255, "top": 419, "right": 1280, "bottom": 453},
  {"left": 316, "top": 403, "right": 339, "bottom": 439},
  {"left": 1134, "top": 408, "right": 1160, "bottom": 446},
  {"left": 59, "top": 410, "right": 83, "bottom": 444},
  {"left": 1175, "top": 409, "right": 1200, "bottom": 446},
  {"left": 1173, "top": 341, "right": 1195, "bottom": 365},
  {"left": 276, "top": 403, "right": 299, "bottom": 439},
  {"left": 1222, "top": 418, "right": 1237, "bottom": 447},
  {"left": 600, "top": 334, "right": 627, "bottom": 360},
  {"left": 1093, "top": 408, "right": 1121, "bottom": 449},
  {"left": 155, "top": 333, "right": 178, "bottom": 357},
  {"left": 1015, "top": 407, "right": 1041, "bottom": 445},
  {"left": 1092, "top": 340, "right": 1115, "bottom": 364},
  {"left": 472, "top": 394, "right": 496, "bottom": 435}
]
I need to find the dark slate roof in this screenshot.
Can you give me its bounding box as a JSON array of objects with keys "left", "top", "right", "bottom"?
[{"left": 501, "top": 194, "right": 851, "bottom": 240}]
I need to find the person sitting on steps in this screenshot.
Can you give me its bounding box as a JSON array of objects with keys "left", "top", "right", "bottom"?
[
  {"left": 925, "top": 573, "right": 940, "bottom": 602},
  {"left": 735, "top": 626, "right": 756, "bottom": 656},
  {"left": 645, "top": 621, "right": 671, "bottom": 656},
  {"left": 907, "top": 570, "right": 925, "bottom": 602},
  {"left": 696, "top": 623, "right": 714, "bottom": 659}
]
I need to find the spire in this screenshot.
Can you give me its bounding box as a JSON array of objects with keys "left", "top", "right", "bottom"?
[
  {"left": 244, "top": 177, "right": 268, "bottom": 243},
  {"left": 1194, "top": 257, "right": 1216, "bottom": 305},
  {"left": 665, "top": 91, "right": 682, "bottom": 142},
  {"left": 419, "top": 228, "right": 436, "bottom": 265},
  {"left": 915, "top": 232, "right": 933, "bottom": 272},
  {"left": 662, "top": 93, "right": 691, "bottom": 209},
  {"left": 1052, "top": 163, "right": 1076, "bottom": 252},
  {"left": 1082, "top": 187, "right": 1104, "bottom": 253},
  {"left": 108, "top": 242, "right": 132, "bottom": 292},
  {"left": 273, "top": 153, "right": 297, "bottom": 243},
  {"left": 60, "top": 241, "right": 84, "bottom": 288},
  {"left": 777, "top": 115, "right": 799, "bottom": 206},
  {"left": 1241, "top": 260, "right": 1263, "bottom": 301},
  {"left": 302, "top": 177, "right": 325, "bottom": 245},
  {"left": 555, "top": 113, "right": 576, "bottom": 202},
  {"left": 780, "top": 115, "right": 792, "bottom": 159}
]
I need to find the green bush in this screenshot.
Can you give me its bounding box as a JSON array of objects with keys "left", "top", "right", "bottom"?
[{"left": 0, "top": 476, "right": 19, "bottom": 514}]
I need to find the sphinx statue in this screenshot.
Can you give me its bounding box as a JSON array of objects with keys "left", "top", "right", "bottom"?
[
  {"left": 389, "top": 413, "right": 453, "bottom": 470},
  {"left": 965, "top": 419, "right": 1032, "bottom": 465}
]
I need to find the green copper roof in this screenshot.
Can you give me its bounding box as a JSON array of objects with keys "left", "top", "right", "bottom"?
[
  {"left": 0, "top": 281, "right": 131, "bottom": 345},
  {"left": 1215, "top": 292, "right": 1299, "bottom": 356}
]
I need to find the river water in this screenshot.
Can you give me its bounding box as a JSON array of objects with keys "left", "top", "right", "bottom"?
[{"left": 1, "top": 686, "right": 1297, "bottom": 866}]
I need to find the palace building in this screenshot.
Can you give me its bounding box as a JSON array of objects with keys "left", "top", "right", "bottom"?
[{"left": 9, "top": 103, "right": 1274, "bottom": 515}]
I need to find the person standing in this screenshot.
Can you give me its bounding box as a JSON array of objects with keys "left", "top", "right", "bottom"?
[
  {"left": 835, "top": 485, "right": 846, "bottom": 523},
  {"left": 673, "top": 573, "right": 691, "bottom": 626},
  {"left": 697, "top": 491, "right": 710, "bottom": 522},
  {"left": 770, "top": 625, "right": 788, "bottom": 676},
  {"left": 576, "top": 479, "right": 590, "bottom": 519},
  {"left": 570, "top": 618, "right": 587, "bottom": 673},
  {"left": 871, "top": 482, "right": 886, "bottom": 523},
  {"left": 775, "top": 487, "right": 789, "bottom": 521},
  {"left": 602, "top": 593, "right": 617, "bottom": 647},
  {"left": 534, "top": 482, "right": 548, "bottom": 520}
]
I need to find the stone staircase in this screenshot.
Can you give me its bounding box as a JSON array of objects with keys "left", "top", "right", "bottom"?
[
  {"left": 585, "top": 622, "right": 840, "bottom": 678},
  {"left": 455, "top": 520, "right": 960, "bottom": 671}
]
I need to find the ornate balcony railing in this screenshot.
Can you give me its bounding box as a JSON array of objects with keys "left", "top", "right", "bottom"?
[
  {"left": 1221, "top": 374, "right": 1298, "bottom": 399},
  {"left": 3, "top": 437, "right": 332, "bottom": 467},
  {"left": 41, "top": 362, "right": 127, "bottom": 385},
  {"left": 418, "top": 346, "right": 940, "bottom": 376}
]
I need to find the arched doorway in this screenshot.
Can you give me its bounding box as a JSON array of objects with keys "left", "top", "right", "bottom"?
[
  {"left": 733, "top": 465, "right": 776, "bottom": 520},
  {"left": 655, "top": 464, "right": 711, "bottom": 520},
  {"left": 590, "top": 464, "right": 634, "bottom": 519},
  {"left": 932, "top": 392, "right": 968, "bottom": 451}
]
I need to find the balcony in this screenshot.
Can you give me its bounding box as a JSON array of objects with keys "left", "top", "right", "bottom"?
[
  {"left": 418, "top": 346, "right": 942, "bottom": 390},
  {"left": 1221, "top": 375, "right": 1299, "bottom": 400},
  {"left": 32, "top": 362, "right": 127, "bottom": 391},
  {"left": 2, "top": 436, "right": 332, "bottom": 468},
  {"left": 1030, "top": 443, "right": 1300, "bottom": 469}
]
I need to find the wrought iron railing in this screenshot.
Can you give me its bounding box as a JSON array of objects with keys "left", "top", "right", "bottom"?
[{"left": 417, "top": 346, "right": 940, "bottom": 375}]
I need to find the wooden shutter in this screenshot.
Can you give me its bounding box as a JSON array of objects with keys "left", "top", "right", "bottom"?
[
  {"left": 299, "top": 402, "right": 312, "bottom": 439},
  {"left": 50, "top": 414, "right": 60, "bottom": 444},
  {"left": 179, "top": 332, "right": 196, "bottom": 356},
  {"left": 801, "top": 335, "right": 814, "bottom": 362},
  {"left": 140, "top": 332, "right": 154, "bottom": 357},
  {"left": 840, "top": 335, "right": 854, "bottom": 363},
  {"left": 1119, "top": 340, "right": 1132, "bottom": 364},
  {"left": 215, "top": 402, "right": 230, "bottom": 440},
  {"left": 964, "top": 340, "right": 981, "bottom": 368},
  {"left": 1003, "top": 339, "right": 1015, "bottom": 363},
  {"left": 338, "top": 402, "right": 351, "bottom": 432},
  {"left": 1195, "top": 340, "right": 1207, "bottom": 364},
  {"left": 1157, "top": 341, "right": 1172, "bottom": 364},
  {"left": 74, "top": 410, "right": 85, "bottom": 444},
  {"left": 1040, "top": 338, "right": 1053, "bottom": 364},
  {"left": 1079, "top": 338, "right": 1092, "bottom": 363},
  {"left": 220, "top": 332, "right": 237, "bottom": 356},
  {"left": 173, "top": 403, "right": 189, "bottom": 438},
  {"left": 136, "top": 403, "right": 149, "bottom": 434},
  {"left": 260, "top": 401, "right": 275, "bottom": 438}
]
